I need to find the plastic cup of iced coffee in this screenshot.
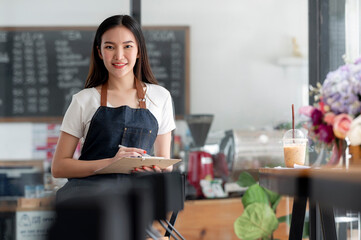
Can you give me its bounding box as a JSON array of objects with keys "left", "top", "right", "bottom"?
[{"left": 282, "top": 129, "right": 308, "bottom": 168}]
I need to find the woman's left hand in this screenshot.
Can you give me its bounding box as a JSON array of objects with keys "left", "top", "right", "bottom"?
[{"left": 133, "top": 165, "right": 168, "bottom": 173}]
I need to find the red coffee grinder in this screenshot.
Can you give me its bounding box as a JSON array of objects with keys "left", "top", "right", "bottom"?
[{"left": 185, "top": 114, "right": 214, "bottom": 197}]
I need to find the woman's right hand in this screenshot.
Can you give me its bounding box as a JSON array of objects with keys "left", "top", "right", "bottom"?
[{"left": 112, "top": 146, "right": 146, "bottom": 162}]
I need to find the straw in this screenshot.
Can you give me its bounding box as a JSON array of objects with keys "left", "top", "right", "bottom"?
[{"left": 292, "top": 104, "right": 295, "bottom": 139}]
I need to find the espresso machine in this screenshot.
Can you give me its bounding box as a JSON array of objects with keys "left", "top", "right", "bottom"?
[{"left": 185, "top": 114, "right": 214, "bottom": 197}]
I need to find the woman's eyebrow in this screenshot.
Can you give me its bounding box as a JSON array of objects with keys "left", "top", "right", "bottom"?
[{"left": 103, "top": 40, "right": 134, "bottom": 44}]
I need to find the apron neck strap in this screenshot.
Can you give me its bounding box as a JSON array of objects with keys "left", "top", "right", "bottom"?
[
  {"left": 100, "top": 78, "right": 146, "bottom": 109},
  {"left": 100, "top": 81, "right": 108, "bottom": 107},
  {"left": 135, "top": 78, "right": 146, "bottom": 109}
]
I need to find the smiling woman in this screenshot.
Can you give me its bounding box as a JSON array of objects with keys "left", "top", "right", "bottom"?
[
  {"left": 51, "top": 15, "right": 176, "bottom": 203},
  {"left": 84, "top": 15, "right": 158, "bottom": 89},
  {"left": 97, "top": 26, "right": 139, "bottom": 82},
  {"left": 0, "top": 1, "right": 314, "bottom": 239}
]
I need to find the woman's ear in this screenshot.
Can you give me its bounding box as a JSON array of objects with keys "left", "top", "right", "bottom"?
[{"left": 97, "top": 46, "right": 103, "bottom": 60}]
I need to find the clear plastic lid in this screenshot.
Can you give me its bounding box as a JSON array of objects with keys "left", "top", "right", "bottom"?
[{"left": 283, "top": 129, "right": 306, "bottom": 139}]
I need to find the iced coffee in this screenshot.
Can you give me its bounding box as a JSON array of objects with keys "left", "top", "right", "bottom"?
[{"left": 282, "top": 129, "right": 307, "bottom": 168}]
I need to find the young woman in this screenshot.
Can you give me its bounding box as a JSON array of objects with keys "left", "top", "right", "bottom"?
[{"left": 52, "top": 15, "right": 176, "bottom": 202}]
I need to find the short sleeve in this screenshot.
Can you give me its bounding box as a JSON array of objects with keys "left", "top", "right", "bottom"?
[
  {"left": 60, "top": 95, "right": 84, "bottom": 139},
  {"left": 158, "top": 92, "right": 176, "bottom": 135}
]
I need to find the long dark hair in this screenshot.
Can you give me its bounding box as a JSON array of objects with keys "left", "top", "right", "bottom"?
[{"left": 85, "top": 15, "right": 157, "bottom": 88}]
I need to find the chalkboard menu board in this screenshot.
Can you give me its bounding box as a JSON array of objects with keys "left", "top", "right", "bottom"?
[
  {"left": 0, "top": 26, "right": 189, "bottom": 121},
  {"left": 143, "top": 27, "right": 189, "bottom": 119}
]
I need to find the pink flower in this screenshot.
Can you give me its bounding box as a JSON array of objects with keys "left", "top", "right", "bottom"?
[
  {"left": 311, "top": 109, "right": 323, "bottom": 125},
  {"left": 299, "top": 106, "right": 316, "bottom": 117},
  {"left": 324, "top": 112, "right": 336, "bottom": 125},
  {"left": 333, "top": 114, "right": 353, "bottom": 139}
]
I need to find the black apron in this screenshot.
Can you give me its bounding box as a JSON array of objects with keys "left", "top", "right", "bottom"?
[{"left": 56, "top": 79, "right": 159, "bottom": 203}]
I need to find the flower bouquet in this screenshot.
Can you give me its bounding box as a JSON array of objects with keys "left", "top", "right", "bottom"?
[{"left": 300, "top": 58, "right": 361, "bottom": 165}]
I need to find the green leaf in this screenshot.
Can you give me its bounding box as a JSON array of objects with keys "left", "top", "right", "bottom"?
[
  {"left": 278, "top": 214, "right": 292, "bottom": 225},
  {"left": 242, "top": 184, "right": 269, "bottom": 209},
  {"left": 234, "top": 203, "right": 279, "bottom": 240},
  {"left": 271, "top": 195, "right": 281, "bottom": 212},
  {"left": 303, "top": 221, "right": 309, "bottom": 238},
  {"left": 303, "top": 214, "right": 309, "bottom": 238},
  {"left": 278, "top": 215, "right": 287, "bottom": 223},
  {"left": 237, "top": 171, "right": 257, "bottom": 187},
  {"left": 263, "top": 187, "right": 281, "bottom": 210}
]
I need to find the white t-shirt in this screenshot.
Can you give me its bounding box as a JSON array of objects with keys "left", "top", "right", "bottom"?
[{"left": 60, "top": 83, "right": 176, "bottom": 142}]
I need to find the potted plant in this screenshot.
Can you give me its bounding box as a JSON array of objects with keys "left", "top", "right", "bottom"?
[{"left": 233, "top": 172, "right": 293, "bottom": 240}]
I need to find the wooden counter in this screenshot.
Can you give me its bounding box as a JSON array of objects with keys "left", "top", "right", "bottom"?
[
  {"left": 1, "top": 195, "right": 295, "bottom": 239},
  {"left": 154, "top": 197, "right": 293, "bottom": 240},
  {"left": 17, "top": 197, "right": 54, "bottom": 211}
]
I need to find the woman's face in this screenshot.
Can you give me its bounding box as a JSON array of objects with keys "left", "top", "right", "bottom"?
[{"left": 98, "top": 26, "right": 139, "bottom": 81}]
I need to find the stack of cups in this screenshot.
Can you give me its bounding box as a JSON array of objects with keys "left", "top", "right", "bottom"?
[{"left": 282, "top": 129, "right": 308, "bottom": 168}]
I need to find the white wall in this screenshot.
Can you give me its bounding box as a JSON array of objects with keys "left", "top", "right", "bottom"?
[
  {"left": 0, "top": 0, "right": 308, "bottom": 158},
  {"left": 0, "top": 0, "right": 130, "bottom": 26},
  {"left": 142, "top": 0, "right": 308, "bottom": 131}
]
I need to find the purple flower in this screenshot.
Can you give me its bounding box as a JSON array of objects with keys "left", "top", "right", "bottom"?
[
  {"left": 318, "top": 124, "right": 334, "bottom": 144},
  {"left": 355, "top": 58, "right": 361, "bottom": 65},
  {"left": 311, "top": 108, "right": 323, "bottom": 125},
  {"left": 305, "top": 57, "right": 361, "bottom": 147},
  {"left": 321, "top": 60, "right": 361, "bottom": 116}
]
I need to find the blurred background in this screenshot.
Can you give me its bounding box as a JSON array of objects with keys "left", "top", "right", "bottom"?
[
  {"left": 0, "top": 0, "right": 360, "bottom": 239},
  {"left": 0, "top": 0, "right": 309, "bottom": 191}
]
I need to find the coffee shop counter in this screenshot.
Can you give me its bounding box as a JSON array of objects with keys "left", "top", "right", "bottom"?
[
  {"left": 0, "top": 197, "right": 55, "bottom": 240},
  {"left": 153, "top": 197, "right": 293, "bottom": 240},
  {"left": 1, "top": 196, "right": 293, "bottom": 240}
]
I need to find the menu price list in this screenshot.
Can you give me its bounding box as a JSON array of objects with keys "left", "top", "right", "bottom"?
[
  {"left": 0, "top": 29, "right": 94, "bottom": 118},
  {"left": 143, "top": 28, "right": 187, "bottom": 116},
  {"left": 0, "top": 27, "right": 188, "bottom": 119}
]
